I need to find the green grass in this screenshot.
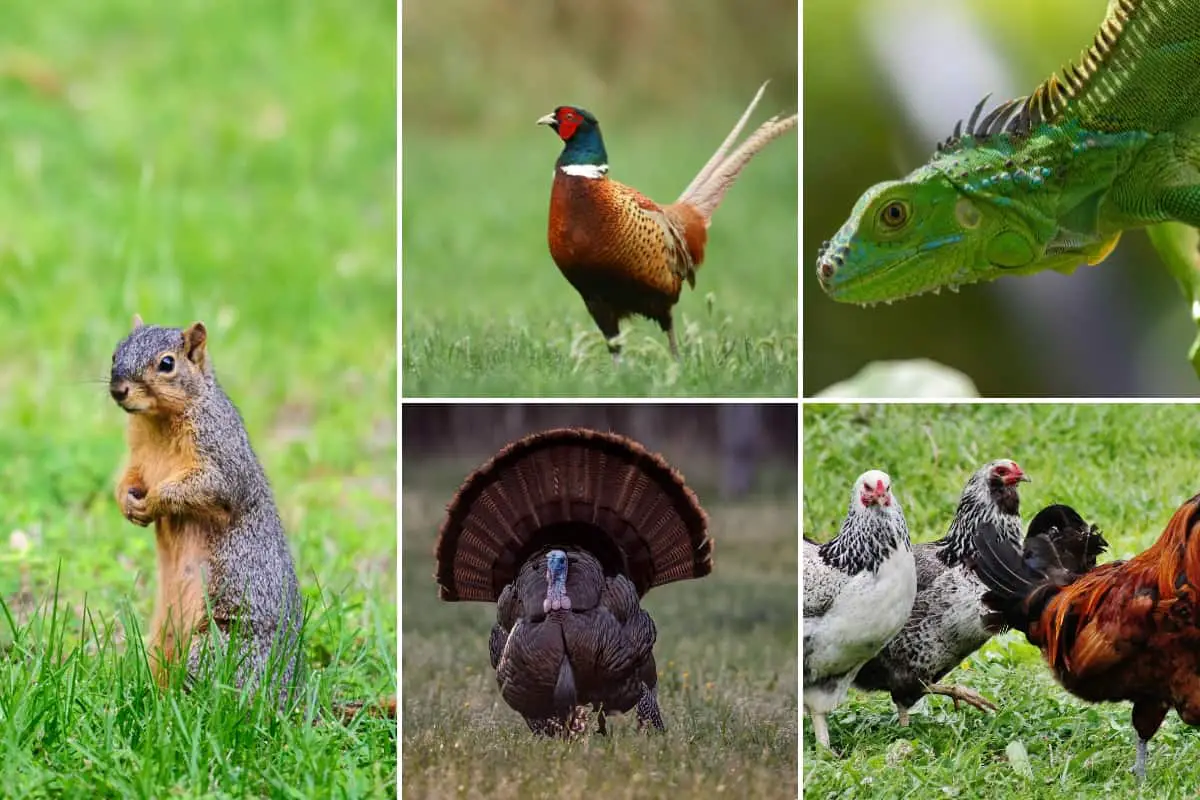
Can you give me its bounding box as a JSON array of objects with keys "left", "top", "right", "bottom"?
[
  {"left": 803, "top": 403, "right": 1200, "bottom": 798},
  {"left": 401, "top": 456, "right": 798, "bottom": 799},
  {"left": 400, "top": 0, "right": 797, "bottom": 398},
  {"left": 0, "top": 1, "right": 397, "bottom": 795}
]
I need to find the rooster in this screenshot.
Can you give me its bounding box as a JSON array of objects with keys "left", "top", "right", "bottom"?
[
  {"left": 804, "top": 470, "right": 916, "bottom": 751},
  {"left": 970, "top": 495, "right": 1200, "bottom": 782},
  {"left": 852, "top": 459, "right": 1029, "bottom": 726},
  {"left": 537, "top": 83, "right": 797, "bottom": 361}
]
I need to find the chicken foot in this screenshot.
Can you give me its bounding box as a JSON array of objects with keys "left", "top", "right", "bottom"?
[{"left": 924, "top": 683, "right": 997, "bottom": 713}]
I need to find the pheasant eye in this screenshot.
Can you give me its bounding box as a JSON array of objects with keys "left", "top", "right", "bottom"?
[{"left": 157, "top": 355, "right": 175, "bottom": 373}]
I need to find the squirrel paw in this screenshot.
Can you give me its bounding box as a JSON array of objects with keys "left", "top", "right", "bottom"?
[{"left": 122, "top": 486, "right": 154, "bottom": 527}]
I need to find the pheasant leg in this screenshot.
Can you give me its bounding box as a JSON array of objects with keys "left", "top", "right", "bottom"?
[
  {"left": 666, "top": 327, "right": 680, "bottom": 361},
  {"left": 924, "top": 683, "right": 997, "bottom": 713},
  {"left": 584, "top": 298, "right": 623, "bottom": 365}
]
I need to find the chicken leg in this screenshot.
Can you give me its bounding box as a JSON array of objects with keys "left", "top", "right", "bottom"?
[
  {"left": 1131, "top": 701, "right": 1168, "bottom": 784},
  {"left": 810, "top": 712, "right": 831, "bottom": 750},
  {"left": 925, "top": 683, "right": 997, "bottom": 713}
]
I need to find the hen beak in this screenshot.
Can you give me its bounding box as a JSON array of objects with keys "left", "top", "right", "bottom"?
[
  {"left": 1012, "top": 472, "right": 1031, "bottom": 485},
  {"left": 862, "top": 483, "right": 890, "bottom": 507},
  {"left": 536, "top": 112, "right": 557, "bottom": 128}
]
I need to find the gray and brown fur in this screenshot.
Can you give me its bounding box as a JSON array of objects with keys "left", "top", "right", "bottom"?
[{"left": 110, "top": 315, "right": 301, "bottom": 706}]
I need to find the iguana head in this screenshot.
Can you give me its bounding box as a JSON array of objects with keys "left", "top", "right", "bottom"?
[{"left": 816, "top": 161, "right": 1054, "bottom": 303}]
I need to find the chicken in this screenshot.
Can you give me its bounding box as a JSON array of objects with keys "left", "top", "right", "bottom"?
[
  {"left": 804, "top": 470, "right": 916, "bottom": 750},
  {"left": 852, "top": 459, "right": 1029, "bottom": 726},
  {"left": 975, "top": 504, "right": 1109, "bottom": 634},
  {"left": 969, "top": 495, "right": 1200, "bottom": 782}
]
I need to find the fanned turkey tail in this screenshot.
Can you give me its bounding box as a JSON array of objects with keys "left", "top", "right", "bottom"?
[
  {"left": 675, "top": 81, "right": 797, "bottom": 223},
  {"left": 435, "top": 427, "right": 713, "bottom": 603}
]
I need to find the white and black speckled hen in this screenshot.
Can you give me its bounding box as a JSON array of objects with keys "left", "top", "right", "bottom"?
[
  {"left": 804, "top": 469, "right": 916, "bottom": 750},
  {"left": 852, "top": 458, "right": 1029, "bottom": 726}
]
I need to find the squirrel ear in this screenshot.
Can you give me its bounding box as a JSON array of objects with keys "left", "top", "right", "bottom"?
[
  {"left": 131, "top": 313, "right": 144, "bottom": 330},
  {"left": 183, "top": 322, "right": 208, "bottom": 368}
]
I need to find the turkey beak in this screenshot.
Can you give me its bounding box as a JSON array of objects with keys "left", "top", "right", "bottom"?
[{"left": 536, "top": 112, "right": 558, "bottom": 130}]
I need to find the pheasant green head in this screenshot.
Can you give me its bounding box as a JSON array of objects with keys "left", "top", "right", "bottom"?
[
  {"left": 542, "top": 549, "right": 572, "bottom": 614},
  {"left": 537, "top": 105, "right": 608, "bottom": 176}
]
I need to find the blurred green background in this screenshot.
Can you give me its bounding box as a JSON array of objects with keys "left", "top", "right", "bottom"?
[
  {"left": 0, "top": 0, "right": 396, "bottom": 792},
  {"left": 804, "top": 0, "right": 1198, "bottom": 397},
  {"left": 402, "top": 0, "right": 799, "bottom": 397}
]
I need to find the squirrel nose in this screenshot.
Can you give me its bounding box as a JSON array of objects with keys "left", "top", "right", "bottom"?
[{"left": 110, "top": 383, "right": 129, "bottom": 402}]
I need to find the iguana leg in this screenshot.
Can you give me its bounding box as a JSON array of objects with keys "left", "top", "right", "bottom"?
[
  {"left": 1145, "top": 221, "right": 1200, "bottom": 375},
  {"left": 1086, "top": 232, "right": 1122, "bottom": 266}
]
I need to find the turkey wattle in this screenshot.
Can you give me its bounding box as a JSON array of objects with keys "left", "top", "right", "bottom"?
[
  {"left": 803, "top": 469, "right": 917, "bottom": 750},
  {"left": 435, "top": 427, "right": 714, "bottom": 736}
]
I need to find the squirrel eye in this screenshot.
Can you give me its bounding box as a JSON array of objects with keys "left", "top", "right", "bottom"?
[{"left": 157, "top": 355, "right": 175, "bottom": 373}]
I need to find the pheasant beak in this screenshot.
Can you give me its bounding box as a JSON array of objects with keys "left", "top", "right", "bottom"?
[{"left": 536, "top": 112, "right": 558, "bottom": 129}]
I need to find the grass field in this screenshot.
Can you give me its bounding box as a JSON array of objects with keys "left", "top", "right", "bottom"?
[
  {"left": 401, "top": 1, "right": 798, "bottom": 398},
  {"left": 803, "top": 404, "right": 1200, "bottom": 798},
  {"left": 401, "top": 453, "right": 798, "bottom": 799},
  {"left": 0, "top": 1, "right": 397, "bottom": 795}
]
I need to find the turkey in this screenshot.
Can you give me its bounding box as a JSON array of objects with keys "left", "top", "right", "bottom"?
[
  {"left": 852, "top": 459, "right": 1029, "bottom": 726},
  {"left": 434, "top": 427, "right": 714, "bottom": 736},
  {"left": 804, "top": 469, "right": 916, "bottom": 751}
]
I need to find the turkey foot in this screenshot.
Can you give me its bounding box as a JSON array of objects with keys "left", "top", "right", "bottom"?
[
  {"left": 635, "top": 684, "right": 666, "bottom": 732},
  {"left": 925, "top": 683, "right": 996, "bottom": 713}
]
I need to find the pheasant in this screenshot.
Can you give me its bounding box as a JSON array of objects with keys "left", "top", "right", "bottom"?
[{"left": 537, "top": 83, "right": 797, "bottom": 361}]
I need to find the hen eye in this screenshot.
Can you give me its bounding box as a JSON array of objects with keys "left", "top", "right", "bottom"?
[
  {"left": 879, "top": 200, "right": 909, "bottom": 228},
  {"left": 157, "top": 355, "right": 175, "bottom": 373}
]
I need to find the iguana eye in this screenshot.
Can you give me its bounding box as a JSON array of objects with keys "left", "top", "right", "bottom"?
[
  {"left": 157, "top": 355, "right": 175, "bottom": 373},
  {"left": 879, "top": 200, "right": 909, "bottom": 229}
]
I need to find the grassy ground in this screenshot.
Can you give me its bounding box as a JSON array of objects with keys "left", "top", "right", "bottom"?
[
  {"left": 401, "top": 0, "right": 798, "bottom": 398},
  {"left": 803, "top": 404, "right": 1200, "bottom": 798},
  {"left": 401, "top": 455, "right": 798, "bottom": 799},
  {"left": 0, "top": 1, "right": 396, "bottom": 796}
]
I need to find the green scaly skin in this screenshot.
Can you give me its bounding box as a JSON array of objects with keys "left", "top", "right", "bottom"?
[{"left": 817, "top": 0, "right": 1200, "bottom": 375}]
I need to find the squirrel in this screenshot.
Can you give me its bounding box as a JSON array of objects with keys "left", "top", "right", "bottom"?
[{"left": 109, "top": 314, "right": 302, "bottom": 705}]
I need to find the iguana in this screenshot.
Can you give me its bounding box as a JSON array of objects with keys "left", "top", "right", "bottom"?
[{"left": 816, "top": 0, "right": 1200, "bottom": 374}]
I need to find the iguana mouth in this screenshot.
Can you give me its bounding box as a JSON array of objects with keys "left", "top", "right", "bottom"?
[{"left": 816, "top": 247, "right": 922, "bottom": 301}]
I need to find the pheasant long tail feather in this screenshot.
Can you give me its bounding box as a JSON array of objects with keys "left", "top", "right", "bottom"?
[
  {"left": 676, "top": 81, "right": 797, "bottom": 223},
  {"left": 677, "top": 82, "right": 769, "bottom": 204},
  {"left": 435, "top": 428, "right": 713, "bottom": 603}
]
